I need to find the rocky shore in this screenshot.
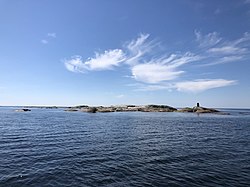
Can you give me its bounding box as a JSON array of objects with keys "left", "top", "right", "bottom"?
[
  {"left": 15, "top": 109, "right": 31, "bottom": 112},
  {"left": 64, "top": 104, "right": 177, "bottom": 113},
  {"left": 177, "top": 106, "right": 219, "bottom": 113},
  {"left": 64, "top": 104, "right": 223, "bottom": 114},
  {"left": 14, "top": 104, "right": 226, "bottom": 114}
]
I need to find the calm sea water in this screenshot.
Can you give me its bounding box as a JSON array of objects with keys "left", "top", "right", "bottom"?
[{"left": 0, "top": 107, "right": 249, "bottom": 186}]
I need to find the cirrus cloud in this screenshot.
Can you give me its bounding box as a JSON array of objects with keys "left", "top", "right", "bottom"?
[
  {"left": 196, "top": 31, "right": 250, "bottom": 66},
  {"left": 64, "top": 49, "right": 126, "bottom": 72},
  {"left": 64, "top": 56, "right": 87, "bottom": 73},
  {"left": 131, "top": 52, "right": 201, "bottom": 83},
  {"left": 41, "top": 39, "right": 48, "bottom": 44},
  {"left": 131, "top": 63, "right": 184, "bottom": 83},
  {"left": 85, "top": 49, "right": 126, "bottom": 70},
  {"left": 41, "top": 32, "right": 57, "bottom": 44},
  {"left": 208, "top": 46, "right": 247, "bottom": 54},
  {"left": 47, "top": 33, "right": 56, "bottom": 38},
  {"left": 129, "top": 79, "right": 236, "bottom": 93},
  {"left": 175, "top": 79, "right": 236, "bottom": 93},
  {"left": 195, "top": 30, "right": 221, "bottom": 48}
]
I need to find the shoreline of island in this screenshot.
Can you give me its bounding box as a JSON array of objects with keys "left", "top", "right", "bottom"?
[{"left": 13, "top": 103, "right": 229, "bottom": 115}]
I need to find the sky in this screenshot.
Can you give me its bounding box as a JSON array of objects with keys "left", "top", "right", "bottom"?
[{"left": 0, "top": 0, "right": 250, "bottom": 108}]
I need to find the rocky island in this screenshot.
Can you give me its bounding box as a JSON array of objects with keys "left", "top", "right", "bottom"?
[
  {"left": 15, "top": 108, "right": 31, "bottom": 112},
  {"left": 63, "top": 103, "right": 224, "bottom": 114},
  {"left": 64, "top": 104, "right": 177, "bottom": 113},
  {"left": 14, "top": 103, "right": 226, "bottom": 114}
]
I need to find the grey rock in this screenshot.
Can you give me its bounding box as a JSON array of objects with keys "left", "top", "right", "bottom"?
[
  {"left": 15, "top": 109, "right": 31, "bottom": 112},
  {"left": 64, "top": 108, "right": 78, "bottom": 112},
  {"left": 86, "top": 107, "right": 97, "bottom": 113},
  {"left": 193, "top": 106, "right": 219, "bottom": 113},
  {"left": 177, "top": 107, "right": 193, "bottom": 112}
]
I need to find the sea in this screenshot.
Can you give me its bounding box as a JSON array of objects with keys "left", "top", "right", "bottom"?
[{"left": 0, "top": 107, "right": 249, "bottom": 186}]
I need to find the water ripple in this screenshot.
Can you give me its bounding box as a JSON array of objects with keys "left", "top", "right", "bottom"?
[{"left": 0, "top": 108, "right": 249, "bottom": 186}]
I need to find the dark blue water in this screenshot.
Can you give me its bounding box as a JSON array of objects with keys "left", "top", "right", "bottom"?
[{"left": 0, "top": 107, "right": 249, "bottom": 186}]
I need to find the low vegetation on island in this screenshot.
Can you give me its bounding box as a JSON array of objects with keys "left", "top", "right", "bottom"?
[
  {"left": 14, "top": 103, "right": 228, "bottom": 115},
  {"left": 64, "top": 103, "right": 224, "bottom": 114}
]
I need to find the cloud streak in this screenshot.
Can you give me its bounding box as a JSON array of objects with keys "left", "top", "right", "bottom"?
[
  {"left": 47, "top": 33, "right": 56, "bottom": 38},
  {"left": 195, "top": 30, "right": 221, "bottom": 48},
  {"left": 85, "top": 49, "right": 126, "bottom": 70},
  {"left": 208, "top": 46, "right": 247, "bottom": 54},
  {"left": 41, "top": 32, "right": 57, "bottom": 44},
  {"left": 64, "top": 49, "right": 126, "bottom": 72},
  {"left": 175, "top": 79, "right": 236, "bottom": 93},
  {"left": 131, "top": 52, "right": 201, "bottom": 83},
  {"left": 125, "top": 33, "right": 155, "bottom": 65},
  {"left": 41, "top": 39, "right": 48, "bottom": 44},
  {"left": 205, "top": 56, "right": 244, "bottom": 66},
  {"left": 130, "top": 79, "right": 236, "bottom": 93},
  {"left": 196, "top": 31, "right": 250, "bottom": 66},
  {"left": 131, "top": 63, "right": 184, "bottom": 83},
  {"left": 116, "top": 94, "right": 125, "bottom": 98},
  {"left": 64, "top": 56, "right": 87, "bottom": 73}
]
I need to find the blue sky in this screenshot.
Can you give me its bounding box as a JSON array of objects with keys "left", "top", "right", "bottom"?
[{"left": 0, "top": 0, "right": 250, "bottom": 107}]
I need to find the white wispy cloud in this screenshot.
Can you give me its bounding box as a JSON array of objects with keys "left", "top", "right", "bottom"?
[
  {"left": 196, "top": 31, "right": 250, "bottom": 55},
  {"left": 126, "top": 33, "right": 150, "bottom": 53},
  {"left": 196, "top": 31, "right": 250, "bottom": 66},
  {"left": 195, "top": 30, "right": 221, "bottom": 48},
  {"left": 232, "top": 32, "right": 250, "bottom": 45},
  {"left": 116, "top": 94, "right": 125, "bottom": 98},
  {"left": 130, "top": 79, "right": 236, "bottom": 93},
  {"left": 125, "top": 33, "right": 153, "bottom": 65},
  {"left": 64, "top": 49, "right": 126, "bottom": 72},
  {"left": 175, "top": 79, "right": 236, "bottom": 93},
  {"left": 131, "top": 52, "right": 201, "bottom": 83},
  {"left": 85, "top": 49, "right": 126, "bottom": 70},
  {"left": 208, "top": 46, "right": 247, "bottom": 54},
  {"left": 206, "top": 56, "right": 244, "bottom": 66},
  {"left": 131, "top": 63, "right": 184, "bottom": 83},
  {"left": 64, "top": 56, "right": 87, "bottom": 73},
  {"left": 41, "top": 32, "right": 57, "bottom": 44},
  {"left": 41, "top": 39, "right": 48, "bottom": 44},
  {"left": 47, "top": 33, "right": 56, "bottom": 38},
  {"left": 133, "top": 84, "right": 172, "bottom": 91},
  {"left": 167, "top": 52, "right": 202, "bottom": 68}
]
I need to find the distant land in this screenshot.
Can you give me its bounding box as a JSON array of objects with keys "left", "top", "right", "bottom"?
[{"left": 12, "top": 103, "right": 229, "bottom": 115}]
